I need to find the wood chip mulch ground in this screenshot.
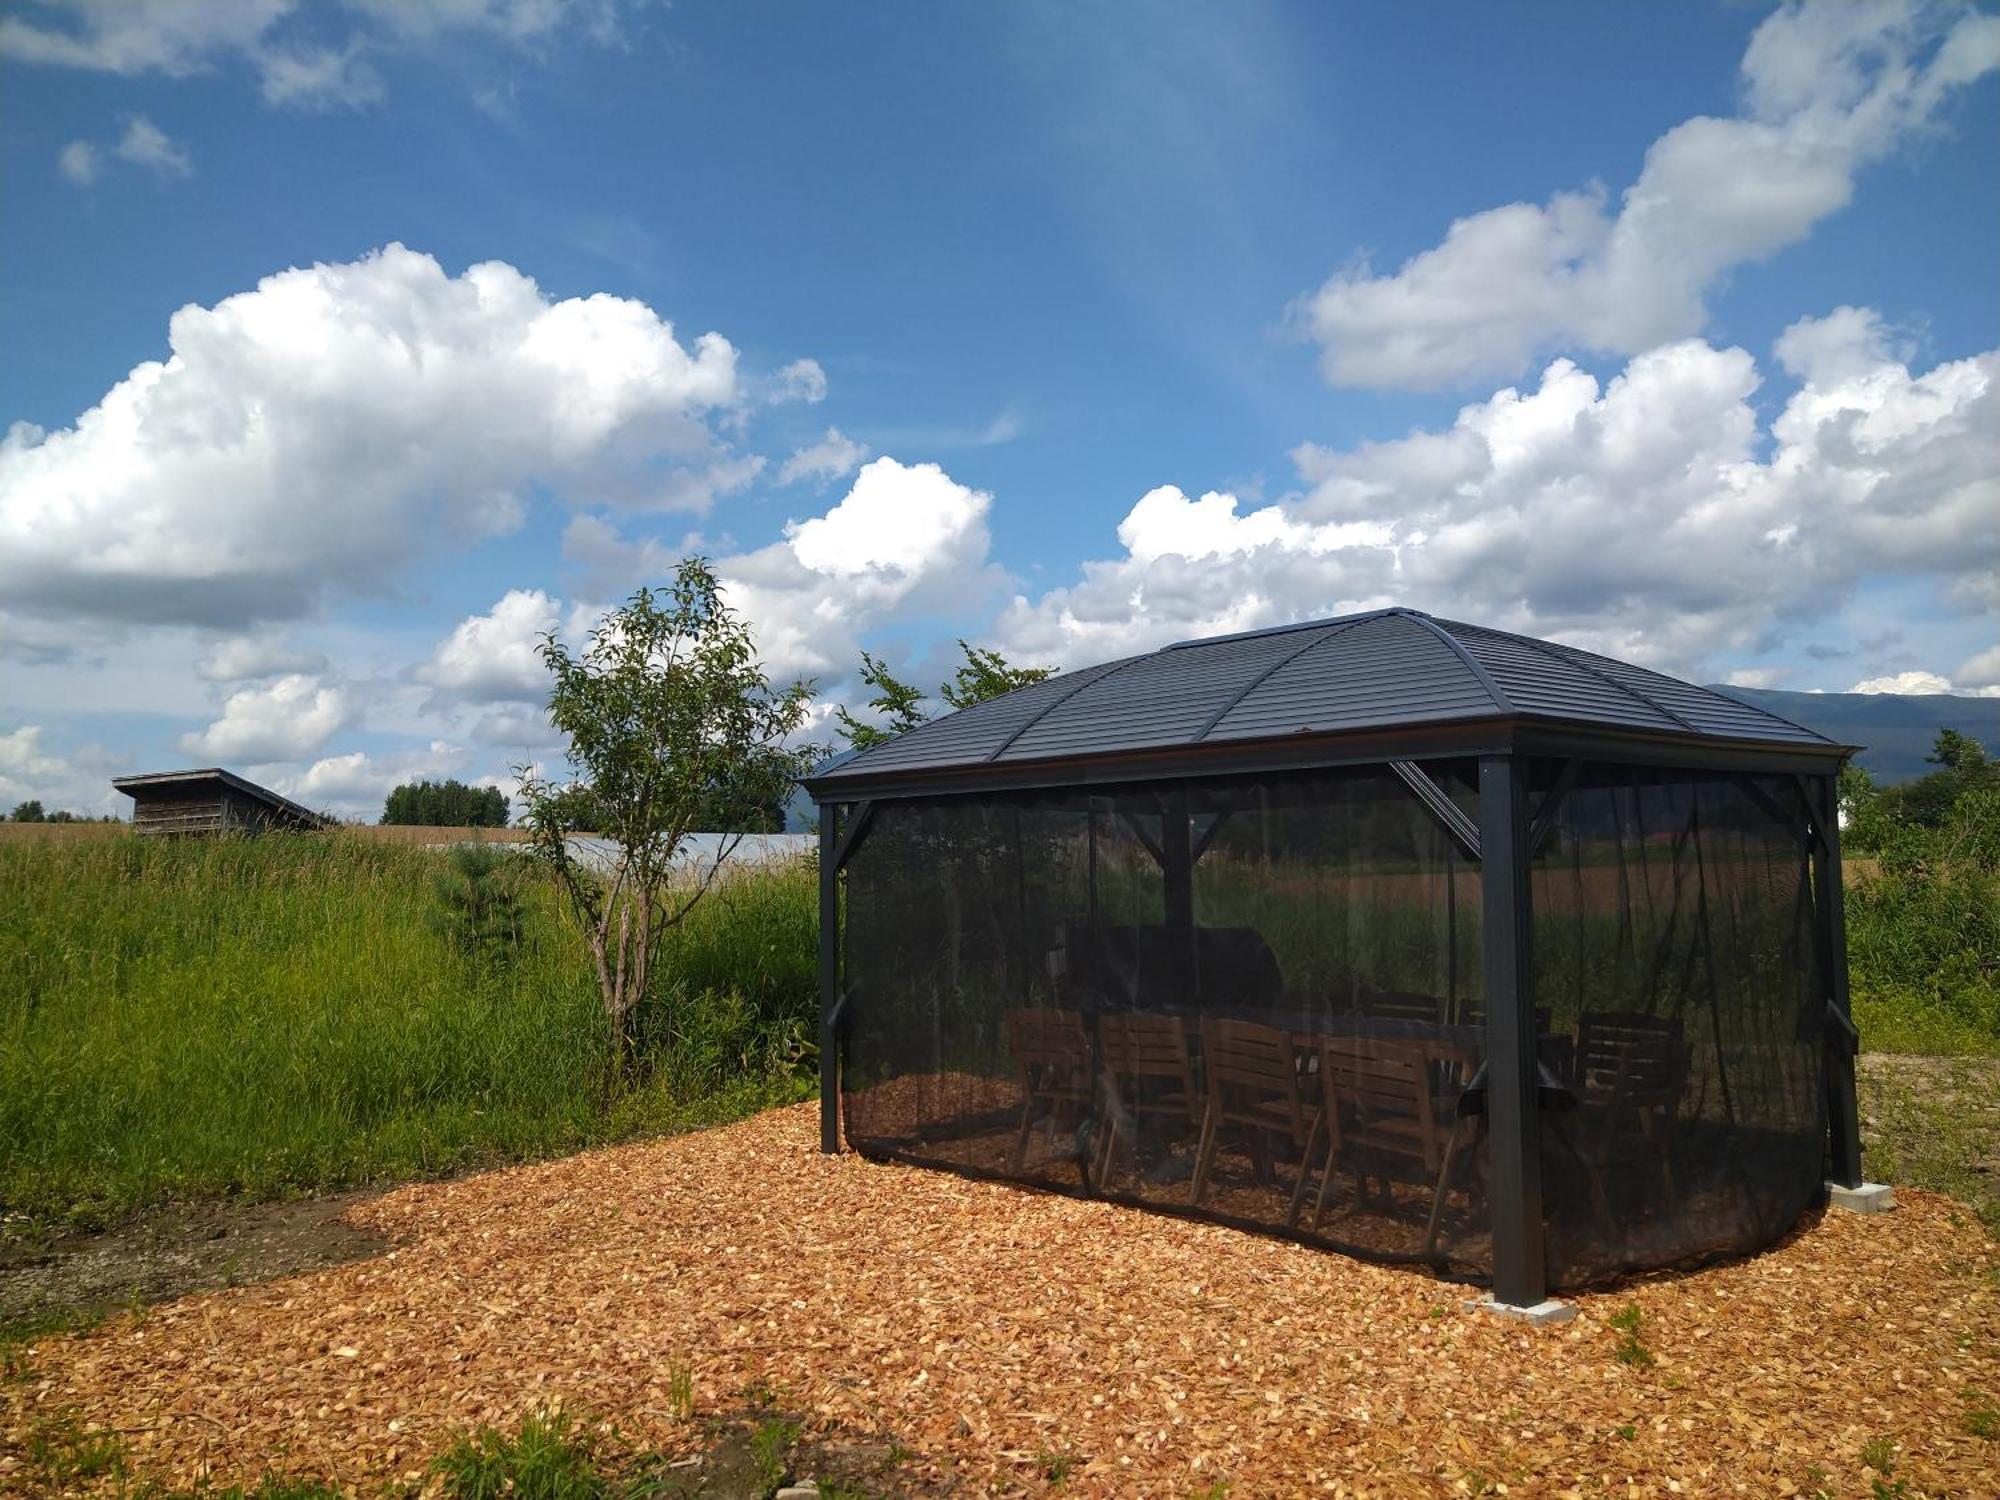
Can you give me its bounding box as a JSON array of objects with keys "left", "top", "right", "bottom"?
[{"left": 5, "top": 1102, "right": 1997, "bottom": 1497}]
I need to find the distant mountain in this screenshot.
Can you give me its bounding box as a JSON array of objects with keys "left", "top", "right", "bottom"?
[
  {"left": 1708, "top": 686, "right": 2000, "bottom": 783},
  {"left": 784, "top": 746, "right": 858, "bottom": 831}
]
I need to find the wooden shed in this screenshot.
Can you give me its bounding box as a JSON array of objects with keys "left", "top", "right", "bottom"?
[{"left": 113, "top": 768, "right": 331, "bottom": 837}]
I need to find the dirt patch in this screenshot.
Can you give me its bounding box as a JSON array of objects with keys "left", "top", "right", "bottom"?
[{"left": 0, "top": 1193, "right": 393, "bottom": 1340}]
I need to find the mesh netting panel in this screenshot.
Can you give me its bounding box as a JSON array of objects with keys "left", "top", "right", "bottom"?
[
  {"left": 1528, "top": 764, "right": 1825, "bottom": 1286},
  {"left": 840, "top": 765, "right": 1494, "bottom": 1278}
]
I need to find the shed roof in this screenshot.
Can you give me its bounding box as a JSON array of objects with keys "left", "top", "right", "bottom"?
[
  {"left": 806, "top": 607, "right": 1845, "bottom": 800},
  {"left": 113, "top": 767, "right": 331, "bottom": 828}
]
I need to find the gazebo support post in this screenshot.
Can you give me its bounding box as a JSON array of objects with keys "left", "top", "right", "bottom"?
[
  {"left": 1473, "top": 754, "right": 1570, "bottom": 1322},
  {"left": 1813, "top": 773, "right": 1890, "bottom": 1211},
  {"left": 819, "top": 808, "right": 840, "bottom": 1155}
]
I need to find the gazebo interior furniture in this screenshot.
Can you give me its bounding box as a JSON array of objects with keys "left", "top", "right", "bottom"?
[{"left": 804, "top": 608, "right": 1862, "bottom": 1308}]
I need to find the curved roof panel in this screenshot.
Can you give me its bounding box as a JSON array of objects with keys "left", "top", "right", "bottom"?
[{"left": 810, "top": 607, "right": 1838, "bottom": 793}]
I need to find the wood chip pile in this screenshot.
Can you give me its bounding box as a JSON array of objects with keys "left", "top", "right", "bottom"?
[{"left": 5, "top": 1103, "right": 1996, "bottom": 1496}]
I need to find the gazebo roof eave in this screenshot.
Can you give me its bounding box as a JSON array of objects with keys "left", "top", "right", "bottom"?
[{"left": 801, "top": 713, "right": 1854, "bottom": 806}]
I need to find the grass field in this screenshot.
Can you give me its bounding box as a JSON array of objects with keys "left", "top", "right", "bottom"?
[{"left": 0, "top": 834, "right": 816, "bottom": 1228}]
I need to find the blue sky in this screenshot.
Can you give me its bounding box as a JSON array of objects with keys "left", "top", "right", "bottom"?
[{"left": 2, "top": 0, "right": 1997, "bottom": 818}]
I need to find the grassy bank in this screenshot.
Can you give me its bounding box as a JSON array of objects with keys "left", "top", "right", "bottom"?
[{"left": 0, "top": 834, "right": 816, "bottom": 1227}]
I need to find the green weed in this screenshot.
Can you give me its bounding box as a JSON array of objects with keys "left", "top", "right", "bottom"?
[
  {"left": 24, "top": 1409, "right": 127, "bottom": 1487},
  {"left": 748, "top": 1415, "right": 801, "bottom": 1492},
  {"left": 1966, "top": 1398, "right": 2000, "bottom": 1440},
  {"left": 431, "top": 1407, "right": 610, "bottom": 1500},
  {"left": 1607, "top": 1303, "right": 1655, "bottom": 1369},
  {"left": 1037, "top": 1447, "right": 1077, "bottom": 1486},
  {"left": 1859, "top": 1436, "right": 1896, "bottom": 1474},
  {"left": 665, "top": 1357, "right": 695, "bottom": 1421}
]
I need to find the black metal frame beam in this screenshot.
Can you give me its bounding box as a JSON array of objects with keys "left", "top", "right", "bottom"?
[
  {"left": 818, "top": 809, "right": 842, "bottom": 1154},
  {"left": 1389, "top": 760, "right": 1482, "bottom": 860},
  {"left": 1480, "top": 753, "right": 1547, "bottom": 1307},
  {"left": 1808, "top": 773, "right": 1864, "bottom": 1188}
]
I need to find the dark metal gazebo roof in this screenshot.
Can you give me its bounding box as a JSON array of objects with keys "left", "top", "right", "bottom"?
[{"left": 808, "top": 607, "right": 1845, "bottom": 801}]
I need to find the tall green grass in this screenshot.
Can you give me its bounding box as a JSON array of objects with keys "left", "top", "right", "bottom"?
[{"left": 0, "top": 834, "right": 817, "bottom": 1225}]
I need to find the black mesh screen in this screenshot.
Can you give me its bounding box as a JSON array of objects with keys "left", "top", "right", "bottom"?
[
  {"left": 840, "top": 765, "right": 1494, "bottom": 1280},
  {"left": 837, "top": 759, "right": 1826, "bottom": 1290},
  {"left": 1528, "top": 764, "right": 1826, "bottom": 1286}
]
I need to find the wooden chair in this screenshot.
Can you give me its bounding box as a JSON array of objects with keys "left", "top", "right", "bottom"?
[
  {"left": 1292, "top": 1036, "right": 1464, "bottom": 1255},
  {"left": 1092, "top": 1012, "right": 1202, "bottom": 1186},
  {"left": 1004, "top": 1007, "right": 1093, "bottom": 1172},
  {"left": 1190, "top": 1019, "right": 1315, "bottom": 1206},
  {"left": 1574, "top": 1011, "right": 1689, "bottom": 1221}
]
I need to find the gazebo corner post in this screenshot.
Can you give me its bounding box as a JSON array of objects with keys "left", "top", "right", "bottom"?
[
  {"left": 1475, "top": 753, "right": 1565, "bottom": 1320},
  {"left": 818, "top": 806, "right": 841, "bottom": 1155},
  {"left": 1814, "top": 773, "right": 1885, "bottom": 1210}
]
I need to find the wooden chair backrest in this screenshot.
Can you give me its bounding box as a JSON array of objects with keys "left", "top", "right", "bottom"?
[
  {"left": 1005, "top": 1007, "right": 1089, "bottom": 1076},
  {"left": 1576, "top": 1011, "right": 1685, "bottom": 1106},
  {"left": 1319, "top": 1036, "right": 1440, "bottom": 1162},
  {"left": 1199, "top": 1018, "right": 1306, "bottom": 1136},
  {"left": 1097, "top": 1011, "right": 1193, "bottom": 1080},
  {"left": 1364, "top": 990, "right": 1443, "bottom": 1024}
]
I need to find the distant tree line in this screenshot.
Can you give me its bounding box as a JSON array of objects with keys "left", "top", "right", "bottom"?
[
  {"left": 381, "top": 779, "right": 511, "bottom": 828},
  {"left": 7, "top": 800, "right": 117, "bottom": 823}
]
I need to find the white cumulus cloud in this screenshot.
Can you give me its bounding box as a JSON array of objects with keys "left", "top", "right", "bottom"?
[
  {"left": 0, "top": 0, "right": 644, "bottom": 110},
  {"left": 1849, "top": 669, "right": 1958, "bottom": 694},
  {"left": 1293, "top": 0, "right": 2000, "bottom": 389},
  {"left": 776, "top": 427, "right": 868, "bottom": 488},
  {"left": 0, "top": 244, "right": 766, "bottom": 632},
  {"left": 57, "top": 139, "right": 99, "bottom": 185},
  {"left": 1001, "top": 316, "right": 1998, "bottom": 678},
  {"left": 113, "top": 115, "right": 193, "bottom": 177},
  {"left": 197, "top": 635, "right": 329, "bottom": 682},
  {"left": 181, "top": 674, "right": 354, "bottom": 761},
  {"left": 418, "top": 588, "right": 562, "bottom": 705},
  {"left": 720, "top": 456, "right": 1002, "bottom": 680}
]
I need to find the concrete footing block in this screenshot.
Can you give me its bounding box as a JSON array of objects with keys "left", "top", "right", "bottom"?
[
  {"left": 1828, "top": 1180, "right": 1896, "bottom": 1214},
  {"left": 1464, "top": 1294, "right": 1577, "bottom": 1328}
]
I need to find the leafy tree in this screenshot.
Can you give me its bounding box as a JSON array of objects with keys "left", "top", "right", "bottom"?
[
  {"left": 10, "top": 800, "right": 44, "bottom": 823},
  {"left": 941, "top": 639, "right": 1056, "bottom": 710},
  {"left": 832, "top": 651, "right": 928, "bottom": 752},
  {"left": 1929, "top": 727, "right": 1988, "bottom": 772},
  {"left": 517, "top": 559, "right": 819, "bottom": 1083},
  {"left": 382, "top": 779, "right": 509, "bottom": 828},
  {"left": 835, "top": 640, "right": 1056, "bottom": 750}
]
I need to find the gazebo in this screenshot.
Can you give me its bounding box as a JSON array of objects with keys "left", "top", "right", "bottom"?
[{"left": 804, "top": 608, "right": 1865, "bottom": 1311}]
